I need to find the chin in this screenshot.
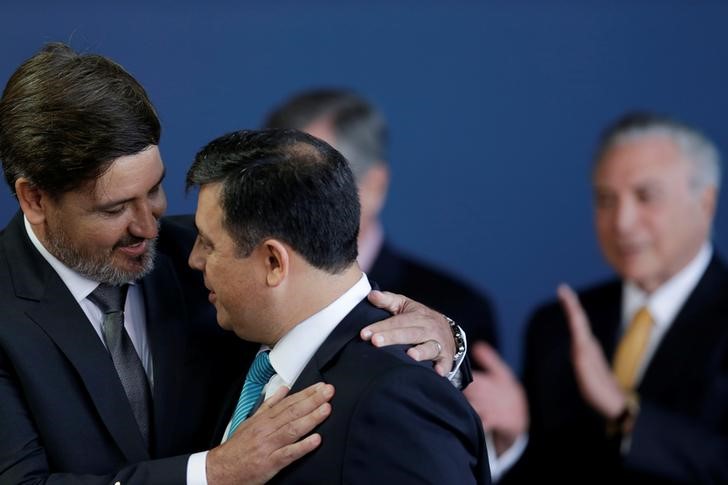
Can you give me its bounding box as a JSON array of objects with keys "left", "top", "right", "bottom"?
[{"left": 215, "top": 317, "right": 231, "bottom": 331}]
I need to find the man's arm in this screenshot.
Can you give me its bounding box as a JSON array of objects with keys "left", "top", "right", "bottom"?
[
  {"left": 0, "top": 349, "right": 332, "bottom": 485},
  {"left": 559, "top": 284, "right": 728, "bottom": 482}
]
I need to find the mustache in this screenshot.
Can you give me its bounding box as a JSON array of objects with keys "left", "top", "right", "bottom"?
[
  {"left": 114, "top": 235, "right": 152, "bottom": 249},
  {"left": 114, "top": 221, "right": 161, "bottom": 249}
]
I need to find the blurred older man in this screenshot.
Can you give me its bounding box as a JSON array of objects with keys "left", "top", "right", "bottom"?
[{"left": 480, "top": 112, "right": 728, "bottom": 484}]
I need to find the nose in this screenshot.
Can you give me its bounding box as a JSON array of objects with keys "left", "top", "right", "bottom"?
[
  {"left": 188, "top": 239, "right": 204, "bottom": 271},
  {"left": 129, "top": 201, "right": 160, "bottom": 240},
  {"left": 613, "top": 198, "right": 637, "bottom": 235}
]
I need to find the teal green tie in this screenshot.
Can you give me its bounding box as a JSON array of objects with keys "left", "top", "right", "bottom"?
[{"left": 229, "top": 351, "right": 276, "bottom": 436}]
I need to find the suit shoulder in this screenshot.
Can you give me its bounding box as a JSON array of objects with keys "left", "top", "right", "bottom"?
[
  {"left": 334, "top": 339, "right": 476, "bottom": 417},
  {"left": 339, "top": 338, "right": 432, "bottom": 374}
]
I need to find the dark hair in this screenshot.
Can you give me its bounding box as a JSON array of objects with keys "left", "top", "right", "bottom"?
[
  {"left": 264, "top": 88, "right": 387, "bottom": 181},
  {"left": 186, "top": 129, "right": 360, "bottom": 273},
  {"left": 594, "top": 111, "right": 721, "bottom": 191},
  {"left": 0, "top": 42, "right": 161, "bottom": 198}
]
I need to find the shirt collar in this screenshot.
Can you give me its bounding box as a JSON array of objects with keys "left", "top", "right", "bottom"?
[
  {"left": 622, "top": 242, "right": 712, "bottom": 330},
  {"left": 268, "top": 273, "right": 371, "bottom": 387}
]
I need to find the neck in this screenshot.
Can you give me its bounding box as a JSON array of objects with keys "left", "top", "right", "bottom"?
[{"left": 268, "top": 263, "right": 363, "bottom": 345}]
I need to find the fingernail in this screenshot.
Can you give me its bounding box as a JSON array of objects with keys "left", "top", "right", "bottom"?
[
  {"left": 319, "top": 403, "right": 330, "bottom": 416},
  {"left": 361, "top": 329, "right": 372, "bottom": 339},
  {"left": 323, "top": 385, "right": 334, "bottom": 398},
  {"left": 372, "top": 334, "right": 383, "bottom": 345}
]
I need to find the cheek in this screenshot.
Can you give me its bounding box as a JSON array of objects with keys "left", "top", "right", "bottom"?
[
  {"left": 642, "top": 207, "right": 674, "bottom": 243},
  {"left": 153, "top": 191, "right": 168, "bottom": 216},
  {"left": 594, "top": 213, "right": 614, "bottom": 242},
  {"left": 70, "top": 220, "right": 125, "bottom": 249}
]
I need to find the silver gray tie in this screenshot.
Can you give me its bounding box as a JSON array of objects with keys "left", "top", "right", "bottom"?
[{"left": 88, "top": 283, "right": 152, "bottom": 447}]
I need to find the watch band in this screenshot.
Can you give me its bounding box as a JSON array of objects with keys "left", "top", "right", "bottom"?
[
  {"left": 606, "top": 392, "right": 640, "bottom": 437},
  {"left": 444, "top": 315, "right": 466, "bottom": 363}
]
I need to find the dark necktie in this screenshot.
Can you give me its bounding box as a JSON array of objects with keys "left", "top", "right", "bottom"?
[{"left": 88, "top": 283, "right": 152, "bottom": 447}]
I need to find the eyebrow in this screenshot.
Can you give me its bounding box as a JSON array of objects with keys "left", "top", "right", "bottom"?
[
  {"left": 193, "top": 220, "right": 207, "bottom": 240},
  {"left": 195, "top": 227, "right": 212, "bottom": 247},
  {"left": 95, "top": 169, "right": 166, "bottom": 211}
]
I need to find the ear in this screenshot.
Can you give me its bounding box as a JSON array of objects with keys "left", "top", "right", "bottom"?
[
  {"left": 261, "top": 239, "right": 290, "bottom": 287},
  {"left": 15, "top": 178, "right": 51, "bottom": 225},
  {"left": 359, "top": 163, "right": 389, "bottom": 218},
  {"left": 700, "top": 184, "right": 718, "bottom": 220}
]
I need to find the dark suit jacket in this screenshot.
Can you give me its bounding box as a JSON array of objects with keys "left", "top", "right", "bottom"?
[
  {"left": 0, "top": 212, "right": 254, "bottom": 484},
  {"left": 216, "top": 299, "right": 491, "bottom": 485},
  {"left": 508, "top": 254, "right": 728, "bottom": 484},
  {"left": 370, "top": 241, "right": 498, "bottom": 363}
]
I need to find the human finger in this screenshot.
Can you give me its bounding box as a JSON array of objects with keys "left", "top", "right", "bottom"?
[
  {"left": 470, "top": 342, "right": 511, "bottom": 377},
  {"left": 557, "top": 283, "right": 593, "bottom": 345}
]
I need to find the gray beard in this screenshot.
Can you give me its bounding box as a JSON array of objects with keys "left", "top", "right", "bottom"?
[{"left": 44, "top": 225, "right": 157, "bottom": 286}]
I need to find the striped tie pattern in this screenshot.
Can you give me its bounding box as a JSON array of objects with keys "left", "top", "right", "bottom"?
[{"left": 229, "top": 351, "right": 276, "bottom": 436}]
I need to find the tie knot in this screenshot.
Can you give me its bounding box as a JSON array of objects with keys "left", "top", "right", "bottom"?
[
  {"left": 248, "top": 351, "right": 276, "bottom": 386},
  {"left": 88, "top": 283, "right": 129, "bottom": 314},
  {"left": 631, "top": 306, "right": 653, "bottom": 329}
]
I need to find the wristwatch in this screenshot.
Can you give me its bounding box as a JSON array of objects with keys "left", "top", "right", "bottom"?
[
  {"left": 606, "top": 392, "right": 640, "bottom": 437},
  {"left": 444, "top": 315, "right": 466, "bottom": 363}
]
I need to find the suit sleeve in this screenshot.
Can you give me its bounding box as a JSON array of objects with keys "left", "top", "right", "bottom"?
[
  {"left": 0, "top": 348, "right": 190, "bottom": 485},
  {"left": 341, "top": 365, "right": 490, "bottom": 484}
]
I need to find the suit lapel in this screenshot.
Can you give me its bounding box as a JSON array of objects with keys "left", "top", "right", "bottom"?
[
  {"left": 587, "top": 281, "right": 623, "bottom": 361},
  {"left": 639, "top": 255, "right": 728, "bottom": 399},
  {"left": 140, "top": 253, "right": 187, "bottom": 456},
  {"left": 5, "top": 213, "right": 149, "bottom": 462}
]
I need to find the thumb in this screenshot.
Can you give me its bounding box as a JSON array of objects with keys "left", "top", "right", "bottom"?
[{"left": 367, "top": 290, "right": 408, "bottom": 314}]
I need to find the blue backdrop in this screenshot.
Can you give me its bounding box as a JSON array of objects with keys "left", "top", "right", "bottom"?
[{"left": 2, "top": 1, "right": 727, "bottom": 370}]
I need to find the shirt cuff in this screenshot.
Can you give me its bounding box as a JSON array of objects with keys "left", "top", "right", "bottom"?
[
  {"left": 447, "top": 325, "right": 468, "bottom": 383},
  {"left": 485, "top": 432, "right": 528, "bottom": 482},
  {"left": 187, "top": 451, "right": 209, "bottom": 485}
]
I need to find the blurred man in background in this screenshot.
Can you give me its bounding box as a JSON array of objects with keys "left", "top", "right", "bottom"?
[
  {"left": 485, "top": 112, "right": 728, "bottom": 483},
  {"left": 264, "top": 88, "right": 498, "bottom": 352}
]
